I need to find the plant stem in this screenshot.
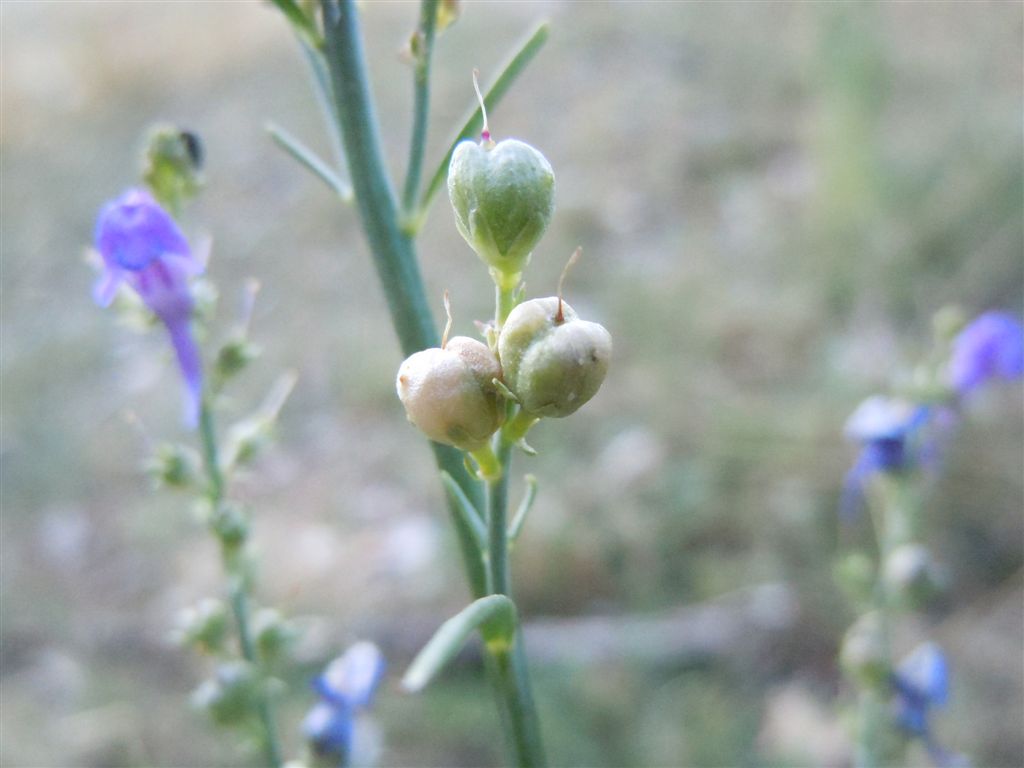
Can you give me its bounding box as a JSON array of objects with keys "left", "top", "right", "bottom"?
[
  {"left": 487, "top": 440, "right": 513, "bottom": 596},
  {"left": 199, "top": 401, "right": 283, "bottom": 768},
  {"left": 402, "top": 0, "right": 438, "bottom": 221},
  {"left": 318, "top": 4, "right": 546, "bottom": 763},
  {"left": 854, "top": 481, "right": 905, "bottom": 768},
  {"left": 319, "top": 0, "right": 487, "bottom": 597},
  {"left": 481, "top": 274, "right": 547, "bottom": 766},
  {"left": 492, "top": 269, "right": 521, "bottom": 327},
  {"left": 490, "top": 642, "right": 547, "bottom": 768},
  {"left": 199, "top": 402, "right": 225, "bottom": 502},
  {"left": 482, "top": 427, "right": 546, "bottom": 767}
]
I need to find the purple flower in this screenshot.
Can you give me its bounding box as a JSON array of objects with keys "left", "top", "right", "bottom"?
[
  {"left": 840, "top": 396, "right": 930, "bottom": 520},
  {"left": 891, "top": 642, "right": 948, "bottom": 737},
  {"left": 303, "top": 642, "right": 385, "bottom": 765},
  {"left": 891, "top": 644, "right": 965, "bottom": 767},
  {"left": 948, "top": 311, "right": 1024, "bottom": 396},
  {"left": 94, "top": 188, "right": 204, "bottom": 426}
]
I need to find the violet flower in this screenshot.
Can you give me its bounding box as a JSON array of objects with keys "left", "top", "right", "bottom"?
[
  {"left": 303, "top": 642, "right": 385, "bottom": 766},
  {"left": 891, "top": 643, "right": 965, "bottom": 767},
  {"left": 94, "top": 188, "right": 205, "bottom": 426},
  {"left": 840, "top": 396, "right": 930, "bottom": 521},
  {"left": 948, "top": 311, "right": 1024, "bottom": 397}
]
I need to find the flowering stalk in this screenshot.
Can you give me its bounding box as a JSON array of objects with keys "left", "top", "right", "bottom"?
[
  {"left": 317, "top": 0, "right": 487, "bottom": 599},
  {"left": 198, "top": 401, "right": 284, "bottom": 768},
  {"left": 309, "top": 1, "right": 548, "bottom": 762},
  {"left": 94, "top": 153, "right": 293, "bottom": 765},
  {"left": 838, "top": 309, "right": 1023, "bottom": 767}
]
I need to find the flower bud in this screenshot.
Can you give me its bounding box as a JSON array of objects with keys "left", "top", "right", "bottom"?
[
  {"left": 143, "top": 125, "right": 203, "bottom": 213},
  {"left": 396, "top": 336, "right": 503, "bottom": 451},
  {"left": 253, "top": 608, "right": 299, "bottom": 665},
  {"left": 191, "top": 661, "right": 258, "bottom": 726},
  {"left": 883, "top": 543, "right": 948, "bottom": 607},
  {"left": 210, "top": 502, "right": 249, "bottom": 549},
  {"left": 215, "top": 337, "right": 261, "bottom": 382},
  {"left": 840, "top": 612, "right": 889, "bottom": 690},
  {"left": 146, "top": 442, "right": 201, "bottom": 489},
  {"left": 448, "top": 138, "right": 555, "bottom": 278},
  {"left": 174, "top": 598, "right": 229, "bottom": 654},
  {"left": 498, "top": 297, "right": 611, "bottom": 418}
]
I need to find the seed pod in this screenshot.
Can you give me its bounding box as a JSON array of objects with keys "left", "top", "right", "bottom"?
[
  {"left": 396, "top": 336, "right": 504, "bottom": 451},
  {"left": 448, "top": 138, "right": 555, "bottom": 278},
  {"left": 498, "top": 297, "right": 611, "bottom": 418}
]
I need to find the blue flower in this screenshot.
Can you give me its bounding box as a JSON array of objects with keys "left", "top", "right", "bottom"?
[
  {"left": 891, "top": 644, "right": 966, "bottom": 767},
  {"left": 840, "top": 396, "right": 930, "bottom": 520},
  {"left": 948, "top": 311, "right": 1024, "bottom": 397},
  {"left": 94, "top": 188, "right": 205, "bottom": 426},
  {"left": 891, "top": 642, "right": 948, "bottom": 736},
  {"left": 303, "top": 642, "right": 385, "bottom": 766}
]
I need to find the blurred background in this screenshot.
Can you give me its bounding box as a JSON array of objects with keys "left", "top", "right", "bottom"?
[{"left": 2, "top": 2, "right": 1022, "bottom": 766}]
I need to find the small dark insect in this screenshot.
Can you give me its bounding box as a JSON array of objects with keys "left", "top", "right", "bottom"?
[{"left": 180, "top": 130, "right": 204, "bottom": 169}]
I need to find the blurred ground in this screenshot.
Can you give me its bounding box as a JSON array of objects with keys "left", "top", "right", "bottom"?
[{"left": 2, "top": 1, "right": 1022, "bottom": 766}]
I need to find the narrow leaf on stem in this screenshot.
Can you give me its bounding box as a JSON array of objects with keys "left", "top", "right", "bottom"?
[
  {"left": 440, "top": 471, "right": 487, "bottom": 550},
  {"left": 508, "top": 474, "right": 538, "bottom": 544},
  {"left": 266, "top": 122, "right": 352, "bottom": 200},
  {"left": 269, "top": 0, "right": 324, "bottom": 51},
  {"left": 402, "top": 595, "right": 518, "bottom": 692},
  {"left": 419, "top": 21, "right": 550, "bottom": 213}
]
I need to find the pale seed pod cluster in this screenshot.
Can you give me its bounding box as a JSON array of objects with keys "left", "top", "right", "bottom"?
[{"left": 396, "top": 130, "right": 611, "bottom": 451}]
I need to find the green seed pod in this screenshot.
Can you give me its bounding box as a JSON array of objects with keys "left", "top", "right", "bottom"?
[
  {"left": 396, "top": 336, "right": 504, "bottom": 451},
  {"left": 498, "top": 297, "right": 611, "bottom": 418},
  {"left": 448, "top": 138, "right": 555, "bottom": 278}
]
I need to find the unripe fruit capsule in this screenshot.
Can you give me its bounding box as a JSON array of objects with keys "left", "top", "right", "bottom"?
[
  {"left": 498, "top": 297, "right": 611, "bottom": 418},
  {"left": 448, "top": 138, "right": 555, "bottom": 278},
  {"left": 396, "top": 336, "right": 504, "bottom": 452}
]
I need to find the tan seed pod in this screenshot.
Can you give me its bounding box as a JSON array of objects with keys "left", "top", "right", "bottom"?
[{"left": 396, "top": 336, "right": 503, "bottom": 451}]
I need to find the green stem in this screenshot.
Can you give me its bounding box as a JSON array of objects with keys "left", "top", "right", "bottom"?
[
  {"left": 490, "top": 641, "right": 547, "bottom": 768},
  {"left": 402, "top": 0, "right": 438, "bottom": 222},
  {"left": 487, "top": 439, "right": 513, "bottom": 596},
  {"left": 481, "top": 271, "right": 547, "bottom": 765},
  {"left": 492, "top": 269, "right": 521, "bottom": 327},
  {"left": 319, "top": 0, "right": 487, "bottom": 596},
  {"left": 318, "top": 3, "right": 545, "bottom": 763},
  {"left": 853, "top": 480, "right": 907, "bottom": 768},
  {"left": 199, "top": 402, "right": 225, "bottom": 502},
  {"left": 199, "top": 401, "right": 283, "bottom": 768},
  {"left": 483, "top": 429, "right": 546, "bottom": 767}
]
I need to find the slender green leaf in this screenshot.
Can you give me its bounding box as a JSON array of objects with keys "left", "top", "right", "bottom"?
[
  {"left": 419, "top": 21, "right": 550, "bottom": 213},
  {"left": 440, "top": 471, "right": 486, "bottom": 550},
  {"left": 401, "top": 0, "right": 439, "bottom": 216},
  {"left": 507, "top": 474, "right": 538, "bottom": 543},
  {"left": 269, "top": 0, "right": 323, "bottom": 51},
  {"left": 266, "top": 122, "right": 352, "bottom": 201},
  {"left": 402, "top": 595, "right": 518, "bottom": 692}
]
